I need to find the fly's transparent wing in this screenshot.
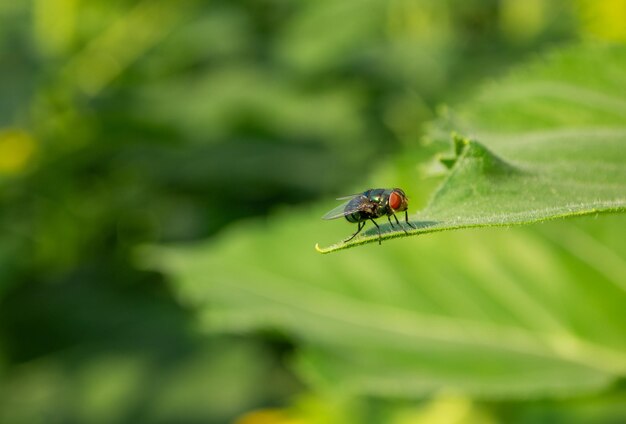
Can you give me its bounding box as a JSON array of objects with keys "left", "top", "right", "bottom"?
[
  {"left": 336, "top": 193, "right": 362, "bottom": 200},
  {"left": 322, "top": 196, "right": 367, "bottom": 220}
]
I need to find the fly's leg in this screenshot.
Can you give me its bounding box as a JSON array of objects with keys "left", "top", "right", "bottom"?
[
  {"left": 405, "top": 210, "right": 416, "bottom": 229},
  {"left": 393, "top": 214, "right": 408, "bottom": 234},
  {"left": 387, "top": 215, "right": 396, "bottom": 229},
  {"left": 370, "top": 218, "right": 382, "bottom": 245},
  {"left": 344, "top": 221, "right": 365, "bottom": 242}
]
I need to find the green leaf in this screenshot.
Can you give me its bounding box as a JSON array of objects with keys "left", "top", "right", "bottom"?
[
  {"left": 316, "top": 44, "right": 626, "bottom": 253},
  {"left": 146, "top": 43, "right": 626, "bottom": 400},
  {"left": 148, "top": 209, "right": 626, "bottom": 399}
]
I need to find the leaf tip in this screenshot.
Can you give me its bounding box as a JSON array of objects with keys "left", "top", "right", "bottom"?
[
  {"left": 315, "top": 243, "right": 328, "bottom": 254},
  {"left": 438, "top": 132, "right": 470, "bottom": 169},
  {"left": 451, "top": 132, "right": 469, "bottom": 155}
]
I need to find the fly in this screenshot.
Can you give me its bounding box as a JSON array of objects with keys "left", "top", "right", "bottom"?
[{"left": 322, "top": 188, "right": 416, "bottom": 245}]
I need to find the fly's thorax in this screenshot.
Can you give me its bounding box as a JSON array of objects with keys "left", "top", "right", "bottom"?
[
  {"left": 366, "top": 188, "right": 390, "bottom": 210},
  {"left": 365, "top": 188, "right": 388, "bottom": 203}
]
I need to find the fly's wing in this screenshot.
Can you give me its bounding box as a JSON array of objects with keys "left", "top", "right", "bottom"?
[
  {"left": 335, "top": 193, "right": 362, "bottom": 200},
  {"left": 322, "top": 196, "right": 367, "bottom": 220}
]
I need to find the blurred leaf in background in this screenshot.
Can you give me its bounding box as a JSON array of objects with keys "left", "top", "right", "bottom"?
[{"left": 0, "top": 0, "right": 623, "bottom": 423}]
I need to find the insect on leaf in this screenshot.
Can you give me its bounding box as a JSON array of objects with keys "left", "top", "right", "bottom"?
[{"left": 316, "top": 43, "right": 626, "bottom": 253}]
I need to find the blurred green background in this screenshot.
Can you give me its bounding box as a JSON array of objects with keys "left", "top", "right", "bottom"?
[{"left": 0, "top": 1, "right": 625, "bottom": 423}]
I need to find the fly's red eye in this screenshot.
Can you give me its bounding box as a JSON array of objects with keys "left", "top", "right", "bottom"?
[{"left": 389, "top": 191, "right": 402, "bottom": 210}]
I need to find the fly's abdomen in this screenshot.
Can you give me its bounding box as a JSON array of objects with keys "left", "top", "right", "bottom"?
[
  {"left": 345, "top": 211, "right": 365, "bottom": 223},
  {"left": 343, "top": 197, "right": 365, "bottom": 223}
]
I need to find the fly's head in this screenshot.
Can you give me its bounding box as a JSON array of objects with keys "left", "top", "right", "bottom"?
[{"left": 389, "top": 188, "right": 409, "bottom": 212}]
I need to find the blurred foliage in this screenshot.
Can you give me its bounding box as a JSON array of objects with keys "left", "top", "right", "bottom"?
[{"left": 0, "top": 0, "right": 624, "bottom": 423}]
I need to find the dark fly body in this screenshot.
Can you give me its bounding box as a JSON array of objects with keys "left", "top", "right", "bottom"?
[{"left": 322, "top": 188, "right": 416, "bottom": 245}]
